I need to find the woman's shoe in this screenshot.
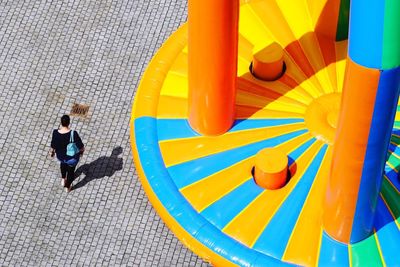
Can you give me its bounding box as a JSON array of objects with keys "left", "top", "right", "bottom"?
[
  {"left": 61, "top": 178, "right": 66, "bottom": 187},
  {"left": 65, "top": 185, "right": 72, "bottom": 193}
]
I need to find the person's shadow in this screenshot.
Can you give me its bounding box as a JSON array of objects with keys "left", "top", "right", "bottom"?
[{"left": 72, "top": 146, "right": 124, "bottom": 190}]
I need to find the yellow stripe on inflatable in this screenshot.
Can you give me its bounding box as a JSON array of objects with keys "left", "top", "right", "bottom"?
[
  {"left": 306, "top": 0, "right": 328, "bottom": 29},
  {"left": 298, "top": 77, "right": 324, "bottom": 99},
  {"left": 335, "top": 59, "right": 346, "bottom": 92},
  {"left": 276, "top": 0, "right": 313, "bottom": 39},
  {"left": 374, "top": 232, "right": 387, "bottom": 267},
  {"left": 157, "top": 95, "right": 187, "bottom": 118},
  {"left": 169, "top": 52, "right": 188, "bottom": 77},
  {"left": 238, "top": 57, "right": 252, "bottom": 76},
  {"left": 181, "top": 160, "right": 253, "bottom": 212},
  {"left": 160, "top": 72, "right": 188, "bottom": 98},
  {"left": 325, "top": 63, "right": 338, "bottom": 92},
  {"left": 283, "top": 146, "right": 332, "bottom": 266},
  {"left": 248, "top": 0, "right": 297, "bottom": 48},
  {"left": 236, "top": 90, "right": 307, "bottom": 114},
  {"left": 160, "top": 123, "right": 307, "bottom": 167},
  {"left": 236, "top": 105, "right": 305, "bottom": 119},
  {"left": 238, "top": 34, "right": 255, "bottom": 62},
  {"left": 239, "top": 4, "right": 276, "bottom": 52}
]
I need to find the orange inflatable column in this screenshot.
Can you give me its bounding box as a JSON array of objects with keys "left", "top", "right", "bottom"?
[
  {"left": 323, "top": 59, "right": 381, "bottom": 243},
  {"left": 188, "top": 0, "right": 239, "bottom": 135},
  {"left": 323, "top": 0, "right": 400, "bottom": 244}
]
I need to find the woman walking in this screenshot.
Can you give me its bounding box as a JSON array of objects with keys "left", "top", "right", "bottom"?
[{"left": 50, "top": 115, "right": 85, "bottom": 192}]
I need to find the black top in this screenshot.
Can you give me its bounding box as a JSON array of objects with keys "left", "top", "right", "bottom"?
[{"left": 51, "top": 130, "right": 84, "bottom": 161}]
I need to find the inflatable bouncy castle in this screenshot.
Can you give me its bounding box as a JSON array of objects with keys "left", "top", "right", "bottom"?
[{"left": 131, "top": 0, "right": 400, "bottom": 265}]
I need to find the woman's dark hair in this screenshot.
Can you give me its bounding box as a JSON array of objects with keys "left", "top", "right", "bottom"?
[{"left": 61, "top": 115, "right": 70, "bottom": 127}]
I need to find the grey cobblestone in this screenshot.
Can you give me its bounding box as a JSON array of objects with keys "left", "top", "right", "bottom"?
[{"left": 0, "top": 0, "right": 209, "bottom": 266}]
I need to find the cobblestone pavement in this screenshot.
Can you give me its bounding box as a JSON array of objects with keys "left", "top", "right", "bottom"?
[{"left": 0, "top": 0, "right": 209, "bottom": 266}]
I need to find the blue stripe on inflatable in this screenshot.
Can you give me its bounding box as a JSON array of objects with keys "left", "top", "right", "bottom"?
[
  {"left": 134, "top": 117, "right": 295, "bottom": 266},
  {"left": 252, "top": 145, "right": 328, "bottom": 258},
  {"left": 374, "top": 197, "right": 400, "bottom": 267},
  {"left": 201, "top": 179, "right": 264, "bottom": 229},
  {"left": 157, "top": 119, "right": 200, "bottom": 140},
  {"left": 384, "top": 170, "right": 400, "bottom": 193},
  {"left": 157, "top": 118, "right": 304, "bottom": 141},
  {"left": 168, "top": 129, "right": 307, "bottom": 189},
  {"left": 348, "top": 0, "right": 384, "bottom": 68},
  {"left": 351, "top": 67, "right": 400, "bottom": 242},
  {"left": 288, "top": 138, "right": 317, "bottom": 166},
  {"left": 318, "top": 231, "right": 350, "bottom": 266}
]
